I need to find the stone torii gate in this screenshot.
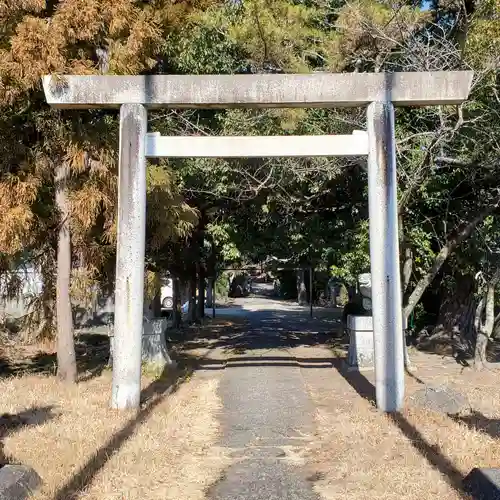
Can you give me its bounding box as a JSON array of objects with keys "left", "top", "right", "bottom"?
[{"left": 42, "top": 71, "right": 473, "bottom": 413}]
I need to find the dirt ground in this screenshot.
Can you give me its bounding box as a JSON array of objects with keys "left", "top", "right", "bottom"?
[
  {"left": 0, "top": 371, "right": 229, "bottom": 500},
  {"left": 0, "top": 320, "right": 234, "bottom": 500},
  {"left": 303, "top": 348, "right": 500, "bottom": 500},
  {"left": 3, "top": 317, "right": 500, "bottom": 500}
]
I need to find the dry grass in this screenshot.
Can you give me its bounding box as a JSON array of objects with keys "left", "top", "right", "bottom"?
[
  {"left": 304, "top": 350, "right": 500, "bottom": 500},
  {"left": 1, "top": 370, "right": 228, "bottom": 499}
]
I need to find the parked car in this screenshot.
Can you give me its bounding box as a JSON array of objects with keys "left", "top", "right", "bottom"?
[
  {"left": 181, "top": 298, "right": 212, "bottom": 315},
  {"left": 160, "top": 277, "right": 174, "bottom": 310}
]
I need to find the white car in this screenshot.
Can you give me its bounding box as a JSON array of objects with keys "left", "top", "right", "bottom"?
[{"left": 160, "top": 277, "right": 174, "bottom": 310}]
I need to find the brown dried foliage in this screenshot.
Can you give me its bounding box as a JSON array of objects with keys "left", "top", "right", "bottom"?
[{"left": 0, "top": 0, "right": 210, "bottom": 339}]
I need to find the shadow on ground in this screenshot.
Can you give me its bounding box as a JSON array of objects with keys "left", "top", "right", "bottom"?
[
  {"left": 194, "top": 356, "right": 338, "bottom": 369},
  {"left": 411, "top": 332, "right": 500, "bottom": 367},
  {"left": 0, "top": 333, "right": 111, "bottom": 381},
  {"left": 175, "top": 312, "right": 467, "bottom": 494},
  {"left": 0, "top": 318, "right": 239, "bottom": 380},
  {"left": 1, "top": 317, "right": 257, "bottom": 380},
  {"left": 452, "top": 410, "right": 500, "bottom": 440},
  {"left": 1, "top": 406, "right": 57, "bottom": 466},
  {"left": 50, "top": 361, "right": 194, "bottom": 500},
  {"left": 174, "top": 312, "right": 343, "bottom": 356},
  {"left": 331, "top": 360, "right": 467, "bottom": 496}
]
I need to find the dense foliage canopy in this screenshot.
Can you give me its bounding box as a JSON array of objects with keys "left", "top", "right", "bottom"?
[{"left": 0, "top": 0, "right": 499, "bottom": 374}]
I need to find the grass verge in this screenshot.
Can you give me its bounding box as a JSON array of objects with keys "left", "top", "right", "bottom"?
[{"left": 304, "top": 350, "right": 500, "bottom": 500}]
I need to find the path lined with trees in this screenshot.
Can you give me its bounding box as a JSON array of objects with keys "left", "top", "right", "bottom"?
[
  {"left": 0, "top": 1, "right": 499, "bottom": 380},
  {"left": 1, "top": 1, "right": 500, "bottom": 497}
]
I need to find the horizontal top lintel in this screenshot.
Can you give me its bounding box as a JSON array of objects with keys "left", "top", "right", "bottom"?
[
  {"left": 145, "top": 133, "right": 369, "bottom": 158},
  {"left": 42, "top": 71, "right": 473, "bottom": 109}
]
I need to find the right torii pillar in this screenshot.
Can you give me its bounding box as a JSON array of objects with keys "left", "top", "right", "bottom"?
[{"left": 366, "top": 101, "right": 403, "bottom": 412}]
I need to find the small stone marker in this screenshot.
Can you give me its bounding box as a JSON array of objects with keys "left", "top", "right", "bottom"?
[
  {"left": 463, "top": 468, "right": 500, "bottom": 499},
  {"left": 345, "top": 315, "right": 374, "bottom": 371},
  {"left": 141, "top": 318, "right": 177, "bottom": 369},
  {"left": 410, "top": 385, "right": 470, "bottom": 416},
  {"left": 0, "top": 465, "right": 41, "bottom": 500},
  {"left": 109, "top": 318, "right": 177, "bottom": 369}
]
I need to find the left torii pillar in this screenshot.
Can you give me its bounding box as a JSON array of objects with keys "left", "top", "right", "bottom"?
[{"left": 111, "top": 104, "right": 147, "bottom": 410}]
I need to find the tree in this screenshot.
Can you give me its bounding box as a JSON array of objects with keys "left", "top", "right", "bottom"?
[
  {"left": 55, "top": 162, "right": 77, "bottom": 382},
  {"left": 0, "top": 0, "right": 207, "bottom": 376}
]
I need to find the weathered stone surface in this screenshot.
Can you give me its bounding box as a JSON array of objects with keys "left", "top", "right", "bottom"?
[
  {"left": 358, "top": 273, "right": 372, "bottom": 299},
  {"left": 141, "top": 318, "right": 177, "bottom": 368},
  {"left": 346, "top": 315, "right": 374, "bottom": 371},
  {"left": 410, "top": 385, "right": 470, "bottom": 415},
  {"left": 110, "top": 103, "right": 147, "bottom": 411},
  {"left": 42, "top": 72, "right": 474, "bottom": 109},
  {"left": 347, "top": 315, "right": 373, "bottom": 331},
  {"left": 109, "top": 318, "right": 176, "bottom": 369},
  {"left": 0, "top": 465, "right": 41, "bottom": 500},
  {"left": 463, "top": 468, "right": 500, "bottom": 499}
]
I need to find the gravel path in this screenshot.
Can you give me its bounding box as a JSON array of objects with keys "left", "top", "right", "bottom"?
[{"left": 205, "top": 293, "right": 338, "bottom": 500}]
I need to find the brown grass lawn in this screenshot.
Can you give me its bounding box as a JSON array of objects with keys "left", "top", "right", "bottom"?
[
  {"left": 0, "top": 371, "right": 228, "bottom": 499},
  {"left": 0, "top": 319, "right": 237, "bottom": 500},
  {"left": 304, "top": 349, "right": 500, "bottom": 500},
  {"left": 1, "top": 371, "right": 228, "bottom": 499}
]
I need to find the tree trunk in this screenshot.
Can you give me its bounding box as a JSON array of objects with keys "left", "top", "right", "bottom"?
[
  {"left": 432, "top": 274, "right": 475, "bottom": 343},
  {"left": 188, "top": 267, "right": 197, "bottom": 323},
  {"left": 403, "top": 203, "right": 500, "bottom": 321},
  {"left": 491, "top": 312, "right": 500, "bottom": 339},
  {"left": 474, "top": 271, "right": 499, "bottom": 370},
  {"left": 474, "top": 295, "right": 488, "bottom": 370},
  {"left": 55, "top": 162, "right": 77, "bottom": 383},
  {"left": 172, "top": 275, "right": 182, "bottom": 329},
  {"left": 206, "top": 279, "right": 214, "bottom": 308},
  {"left": 152, "top": 273, "right": 162, "bottom": 318},
  {"left": 474, "top": 331, "right": 489, "bottom": 370},
  {"left": 197, "top": 264, "right": 205, "bottom": 320},
  {"left": 399, "top": 215, "right": 414, "bottom": 371},
  {"left": 402, "top": 247, "right": 413, "bottom": 295},
  {"left": 418, "top": 274, "right": 476, "bottom": 361}
]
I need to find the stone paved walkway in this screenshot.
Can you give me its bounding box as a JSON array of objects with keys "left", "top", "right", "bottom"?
[{"left": 200, "top": 298, "right": 339, "bottom": 500}]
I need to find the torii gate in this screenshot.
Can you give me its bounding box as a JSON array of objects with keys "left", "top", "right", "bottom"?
[{"left": 42, "top": 71, "right": 473, "bottom": 412}]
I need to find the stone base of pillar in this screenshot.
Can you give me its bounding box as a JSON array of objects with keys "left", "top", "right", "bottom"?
[
  {"left": 141, "top": 318, "right": 177, "bottom": 369},
  {"left": 345, "top": 315, "right": 374, "bottom": 371},
  {"left": 109, "top": 318, "right": 177, "bottom": 370}
]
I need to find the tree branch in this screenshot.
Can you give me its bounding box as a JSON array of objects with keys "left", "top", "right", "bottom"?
[{"left": 403, "top": 194, "right": 500, "bottom": 319}]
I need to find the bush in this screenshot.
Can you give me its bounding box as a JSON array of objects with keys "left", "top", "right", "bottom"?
[
  {"left": 337, "top": 284, "right": 349, "bottom": 307},
  {"left": 215, "top": 273, "right": 230, "bottom": 299}
]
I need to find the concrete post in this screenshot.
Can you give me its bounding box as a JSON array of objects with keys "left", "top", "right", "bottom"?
[
  {"left": 366, "top": 101, "right": 404, "bottom": 412},
  {"left": 111, "top": 103, "right": 147, "bottom": 410}
]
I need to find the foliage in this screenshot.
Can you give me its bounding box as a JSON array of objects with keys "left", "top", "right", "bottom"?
[
  {"left": 330, "top": 221, "right": 370, "bottom": 286},
  {"left": 215, "top": 273, "right": 230, "bottom": 300},
  {"left": 1, "top": 0, "right": 500, "bottom": 352},
  {"left": 337, "top": 284, "right": 349, "bottom": 307}
]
